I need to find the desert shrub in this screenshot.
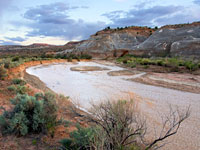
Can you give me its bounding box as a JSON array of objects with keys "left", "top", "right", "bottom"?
[
  {"left": 156, "top": 60, "right": 165, "bottom": 66},
  {"left": 12, "top": 56, "right": 20, "bottom": 62},
  {"left": 80, "top": 54, "right": 92, "bottom": 59},
  {"left": 184, "top": 61, "right": 199, "bottom": 71},
  {"left": 16, "top": 85, "right": 27, "bottom": 94},
  {"left": 2, "top": 59, "right": 21, "bottom": 69},
  {"left": 7, "top": 85, "right": 17, "bottom": 92},
  {"left": 7, "top": 84, "right": 27, "bottom": 94},
  {"left": 88, "top": 100, "right": 144, "bottom": 150},
  {"left": 67, "top": 57, "right": 73, "bottom": 62},
  {"left": 59, "top": 124, "right": 95, "bottom": 150},
  {"left": 55, "top": 54, "right": 62, "bottom": 59},
  {"left": 3, "top": 60, "right": 12, "bottom": 69},
  {"left": 0, "top": 92, "right": 58, "bottom": 136},
  {"left": 71, "top": 99, "right": 190, "bottom": 150},
  {"left": 139, "top": 58, "right": 152, "bottom": 65},
  {"left": 127, "top": 63, "right": 136, "bottom": 68},
  {"left": 0, "top": 65, "right": 7, "bottom": 80},
  {"left": 12, "top": 78, "right": 26, "bottom": 86}
]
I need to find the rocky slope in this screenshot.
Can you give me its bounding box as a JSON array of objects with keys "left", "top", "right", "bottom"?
[
  {"left": 62, "top": 27, "right": 154, "bottom": 58},
  {"left": 131, "top": 22, "right": 200, "bottom": 58},
  {"left": 62, "top": 22, "right": 200, "bottom": 59}
]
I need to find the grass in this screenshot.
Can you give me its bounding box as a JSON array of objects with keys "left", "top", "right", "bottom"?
[{"left": 117, "top": 55, "right": 200, "bottom": 72}]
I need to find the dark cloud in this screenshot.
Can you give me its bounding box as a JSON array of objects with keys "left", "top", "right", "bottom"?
[
  {"left": 24, "top": 3, "right": 75, "bottom": 24},
  {"left": 193, "top": 0, "right": 200, "bottom": 5},
  {"left": 103, "top": 5, "right": 189, "bottom": 27},
  {"left": 5, "top": 36, "right": 27, "bottom": 42},
  {"left": 0, "top": 40, "right": 18, "bottom": 45},
  {"left": 23, "top": 2, "right": 105, "bottom": 40}
]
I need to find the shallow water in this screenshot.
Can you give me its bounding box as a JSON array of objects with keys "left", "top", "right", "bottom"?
[{"left": 26, "top": 61, "right": 200, "bottom": 150}]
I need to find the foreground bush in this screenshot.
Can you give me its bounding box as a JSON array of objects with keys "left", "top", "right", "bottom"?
[
  {"left": 7, "top": 85, "right": 27, "bottom": 94},
  {"left": 60, "top": 124, "right": 95, "bottom": 150},
  {"left": 71, "top": 99, "right": 190, "bottom": 150},
  {"left": 0, "top": 92, "right": 57, "bottom": 136}
]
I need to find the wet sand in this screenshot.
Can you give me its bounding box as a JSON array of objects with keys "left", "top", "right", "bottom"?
[{"left": 26, "top": 61, "right": 200, "bottom": 150}]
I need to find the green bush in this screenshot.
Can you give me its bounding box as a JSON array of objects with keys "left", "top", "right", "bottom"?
[
  {"left": 7, "top": 85, "right": 17, "bottom": 92},
  {"left": 117, "top": 55, "right": 200, "bottom": 72},
  {"left": 7, "top": 85, "right": 27, "bottom": 94},
  {"left": 184, "top": 61, "right": 199, "bottom": 71},
  {"left": 0, "top": 93, "right": 58, "bottom": 136},
  {"left": 12, "top": 56, "right": 20, "bottom": 62},
  {"left": 16, "top": 85, "right": 27, "bottom": 94},
  {"left": 80, "top": 54, "right": 92, "bottom": 60},
  {"left": 0, "top": 65, "right": 7, "bottom": 80},
  {"left": 59, "top": 124, "right": 95, "bottom": 150},
  {"left": 12, "top": 78, "right": 26, "bottom": 86}
]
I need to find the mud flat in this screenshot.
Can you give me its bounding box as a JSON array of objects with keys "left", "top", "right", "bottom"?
[
  {"left": 107, "top": 70, "right": 139, "bottom": 76},
  {"left": 70, "top": 66, "right": 109, "bottom": 71},
  {"left": 26, "top": 61, "right": 200, "bottom": 150}
]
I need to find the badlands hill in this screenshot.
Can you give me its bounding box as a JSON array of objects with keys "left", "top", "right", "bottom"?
[{"left": 62, "top": 22, "right": 200, "bottom": 59}]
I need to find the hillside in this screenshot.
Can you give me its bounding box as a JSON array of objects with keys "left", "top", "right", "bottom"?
[
  {"left": 61, "top": 22, "right": 200, "bottom": 59},
  {"left": 61, "top": 26, "right": 155, "bottom": 58}
]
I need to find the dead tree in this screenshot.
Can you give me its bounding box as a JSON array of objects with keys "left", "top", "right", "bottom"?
[{"left": 144, "top": 105, "right": 190, "bottom": 150}]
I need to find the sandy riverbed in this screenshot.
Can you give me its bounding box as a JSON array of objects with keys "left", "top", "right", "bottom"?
[{"left": 26, "top": 61, "right": 200, "bottom": 150}]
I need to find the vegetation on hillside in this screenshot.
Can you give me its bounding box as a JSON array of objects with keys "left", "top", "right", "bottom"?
[{"left": 117, "top": 55, "right": 200, "bottom": 72}]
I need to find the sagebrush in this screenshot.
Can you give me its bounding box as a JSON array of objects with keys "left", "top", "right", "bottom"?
[{"left": 0, "top": 92, "right": 58, "bottom": 136}]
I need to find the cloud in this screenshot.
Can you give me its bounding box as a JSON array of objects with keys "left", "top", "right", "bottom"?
[
  {"left": 193, "top": 0, "right": 200, "bottom": 5},
  {"left": 5, "top": 36, "right": 27, "bottom": 42},
  {"left": 0, "top": 40, "right": 18, "bottom": 45},
  {"left": 22, "top": 2, "right": 105, "bottom": 41},
  {"left": 103, "top": 5, "right": 197, "bottom": 27}
]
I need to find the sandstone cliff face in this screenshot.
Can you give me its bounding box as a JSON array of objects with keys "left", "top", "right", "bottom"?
[{"left": 132, "top": 23, "right": 200, "bottom": 58}]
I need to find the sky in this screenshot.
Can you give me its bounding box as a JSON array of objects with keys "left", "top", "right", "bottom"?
[{"left": 0, "top": 0, "right": 199, "bottom": 45}]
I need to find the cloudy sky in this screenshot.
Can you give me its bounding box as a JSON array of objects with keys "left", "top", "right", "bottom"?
[{"left": 0, "top": 0, "right": 199, "bottom": 45}]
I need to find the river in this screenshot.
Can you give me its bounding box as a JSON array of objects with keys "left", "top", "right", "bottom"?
[{"left": 26, "top": 61, "right": 200, "bottom": 150}]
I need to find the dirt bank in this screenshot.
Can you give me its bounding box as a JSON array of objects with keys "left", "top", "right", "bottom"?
[
  {"left": 130, "top": 73, "right": 200, "bottom": 94},
  {"left": 7, "top": 59, "right": 69, "bottom": 79}
]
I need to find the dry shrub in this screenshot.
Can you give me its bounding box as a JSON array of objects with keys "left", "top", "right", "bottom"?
[{"left": 71, "top": 99, "right": 190, "bottom": 150}]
